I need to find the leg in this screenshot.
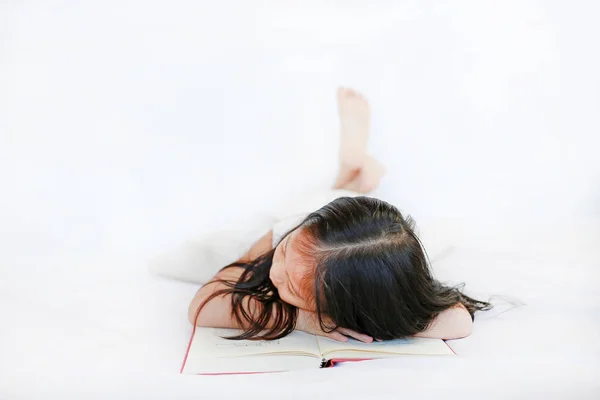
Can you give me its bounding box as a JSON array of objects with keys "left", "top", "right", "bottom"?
[
  {"left": 333, "top": 87, "right": 385, "bottom": 193},
  {"left": 333, "top": 87, "right": 370, "bottom": 187}
]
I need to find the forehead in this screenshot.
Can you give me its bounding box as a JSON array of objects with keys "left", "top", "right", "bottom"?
[{"left": 284, "top": 229, "right": 314, "bottom": 282}]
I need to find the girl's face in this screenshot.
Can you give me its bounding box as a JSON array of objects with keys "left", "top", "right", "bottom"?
[{"left": 270, "top": 229, "right": 314, "bottom": 311}]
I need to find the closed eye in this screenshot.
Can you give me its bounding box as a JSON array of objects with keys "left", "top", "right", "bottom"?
[
  {"left": 287, "top": 279, "right": 296, "bottom": 296},
  {"left": 283, "top": 262, "right": 297, "bottom": 297}
]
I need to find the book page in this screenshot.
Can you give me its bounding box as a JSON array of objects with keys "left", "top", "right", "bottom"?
[
  {"left": 183, "top": 354, "right": 321, "bottom": 374},
  {"left": 317, "top": 336, "right": 454, "bottom": 358},
  {"left": 189, "top": 328, "right": 321, "bottom": 358}
]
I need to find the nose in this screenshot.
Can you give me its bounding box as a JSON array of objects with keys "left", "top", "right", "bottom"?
[{"left": 270, "top": 264, "right": 285, "bottom": 287}]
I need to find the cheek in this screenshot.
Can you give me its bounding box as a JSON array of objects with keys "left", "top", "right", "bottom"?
[
  {"left": 279, "top": 290, "right": 304, "bottom": 309},
  {"left": 281, "top": 279, "right": 313, "bottom": 310}
]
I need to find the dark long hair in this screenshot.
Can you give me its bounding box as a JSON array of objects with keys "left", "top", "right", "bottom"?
[{"left": 199, "top": 196, "right": 492, "bottom": 340}]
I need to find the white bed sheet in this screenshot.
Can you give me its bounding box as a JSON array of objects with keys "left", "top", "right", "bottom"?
[{"left": 1, "top": 219, "right": 598, "bottom": 399}]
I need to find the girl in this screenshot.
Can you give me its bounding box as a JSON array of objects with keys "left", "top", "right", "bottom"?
[{"left": 188, "top": 88, "right": 491, "bottom": 343}]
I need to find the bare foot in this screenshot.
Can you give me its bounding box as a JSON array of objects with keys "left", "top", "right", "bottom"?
[
  {"left": 333, "top": 87, "right": 371, "bottom": 188},
  {"left": 343, "top": 155, "right": 386, "bottom": 194}
]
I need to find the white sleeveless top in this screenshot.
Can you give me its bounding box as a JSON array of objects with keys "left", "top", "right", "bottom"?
[
  {"left": 270, "top": 188, "right": 362, "bottom": 247},
  {"left": 271, "top": 214, "right": 308, "bottom": 247}
]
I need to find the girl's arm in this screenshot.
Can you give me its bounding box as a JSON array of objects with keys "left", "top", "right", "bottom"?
[
  {"left": 187, "top": 231, "right": 274, "bottom": 327},
  {"left": 414, "top": 303, "right": 473, "bottom": 340}
]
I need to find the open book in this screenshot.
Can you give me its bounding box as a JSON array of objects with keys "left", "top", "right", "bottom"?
[{"left": 181, "top": 328, "right": 455, "bottom": 374}]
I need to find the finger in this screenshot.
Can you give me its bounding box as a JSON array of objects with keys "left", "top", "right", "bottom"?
[
  {"left": 337, "top": 328, "right": 373, "bottom": 343},
  {"left": 338, "top": 328, "right": 372, "bottom": 343},
  {"left": 327, "top": 331, "right": 349, "bottom": 343}
]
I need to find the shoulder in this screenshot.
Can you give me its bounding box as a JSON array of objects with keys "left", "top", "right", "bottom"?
[{"left": 272, "top": 214, "right": 308, "bottom": 247}]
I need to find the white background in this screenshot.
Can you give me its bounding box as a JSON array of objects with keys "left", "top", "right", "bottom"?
[
  {"left": 2, "top": 0, "right": 598, "bottom": 262},
  {"left": 1, "top": 0, "right": 599, "bottom": 398}
]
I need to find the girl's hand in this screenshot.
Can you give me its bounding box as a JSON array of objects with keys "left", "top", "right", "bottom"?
[{"left": 296, "top": 309, "right": 373, "bottom": 343}]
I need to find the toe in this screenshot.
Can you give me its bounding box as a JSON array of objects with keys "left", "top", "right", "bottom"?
[{"left": 339, "top": 87, "right": 354, "bottom": 98}]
